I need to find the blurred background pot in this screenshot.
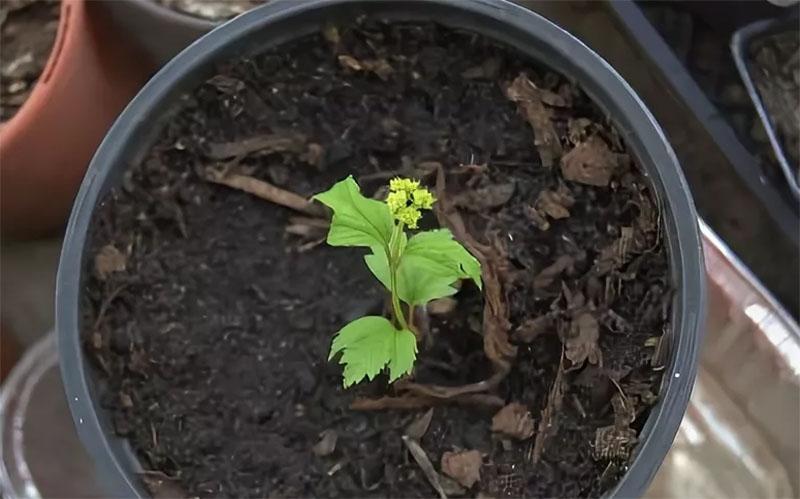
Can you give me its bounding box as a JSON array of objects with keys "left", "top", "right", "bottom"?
[
  {"left": 0, "top": 0, "right": 154, "bottom": 239},
  {"left": 98, "top": 0, "right": 216, "bottom": 67}
]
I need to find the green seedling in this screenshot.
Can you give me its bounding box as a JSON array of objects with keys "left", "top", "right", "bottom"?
[{"left": 314, "top": 176, "right": 482, "bottom": 388}]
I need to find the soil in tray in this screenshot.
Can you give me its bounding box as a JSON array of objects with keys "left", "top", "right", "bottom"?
[
  {"left": 155, "top": 0, "right": 265, "bottom": 21},
  {"left": 750, "top": 28, "right": 800, "bottom": 176},
  {"left": 82, "top": 19, "right": 671, "bottom": 498},
  {"left": 0, "top": 0, "right": 60, "bottom": 122}
]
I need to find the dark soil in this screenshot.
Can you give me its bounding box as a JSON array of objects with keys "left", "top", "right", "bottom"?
[
  {"left": 0, "top": 0, "right": 59, "bottom": 122},
  {"left": 82, "top": 19, "right": 671, "bottom": 498},
  {"left": 155, "top": 0, "right": 265, "bottom": 21},
  {"left": 750, "top": 28, "right": 800, "bottom": 177}
]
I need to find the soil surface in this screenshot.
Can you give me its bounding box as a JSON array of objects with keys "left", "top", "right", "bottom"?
[
  {"left": 750, "top": 28, "right": 800, "bottom": 177},
  {"left": 155, "top": 0, "right": 265, "bottom": 21},
  {"left": 0, "top": 0, "right": 59, "bottom": 122},
  {"left": 83, "top": 19, "right": 671, "bottom": 498}
]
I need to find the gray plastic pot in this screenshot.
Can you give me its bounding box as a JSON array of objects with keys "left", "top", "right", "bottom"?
[{"left": 57, "top": 0, "right": 706, "bottom": 497}]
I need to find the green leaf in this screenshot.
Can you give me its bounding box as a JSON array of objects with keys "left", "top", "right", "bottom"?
[
  {"left": 328, "top": 316, "right": 417, "bottom": 387},
  {"left": 364, "top": 229, "right": 482, "bottom": 306},
  {"left": 396, "top": 254, "right": 460, "bottom": 305},
  {"left": 389, "top": 328, "right": 417, "bottom": 382},
  {"left": 313, "top": 175, "right": 394, "bottom": 249},
  {"left": 404, "top": 229, "right": 482, "bottom": 289},
  {"left": 363, "top": 229, "right": 407, "bottom": 292}
]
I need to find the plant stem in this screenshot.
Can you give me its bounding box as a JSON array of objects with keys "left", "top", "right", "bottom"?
[{"left": 388, "top": 223, "right": 409, "bottom": 330}]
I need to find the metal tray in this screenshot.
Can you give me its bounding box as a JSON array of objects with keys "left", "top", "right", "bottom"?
[{"left": 731, "top": 16, "right": 800, "bottom": 200}]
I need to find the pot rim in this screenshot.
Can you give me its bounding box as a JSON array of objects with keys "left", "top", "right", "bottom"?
[
  {"left": 56, "top": 1, "right": 705, "bottom": 497},
  {"left": 0, "top": 0, "right": 79, "bottom": 144}
]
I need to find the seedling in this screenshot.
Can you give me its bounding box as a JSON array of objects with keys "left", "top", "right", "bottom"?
[{"left": 314, "top": 176, "right": 482, "bottom": 387}]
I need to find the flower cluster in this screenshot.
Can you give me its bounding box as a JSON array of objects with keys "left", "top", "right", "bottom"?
[{"left": 386, "top": 177, "right": 435, "bottom": 229}]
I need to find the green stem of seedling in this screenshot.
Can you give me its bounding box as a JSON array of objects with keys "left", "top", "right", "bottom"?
[{"left": 388, "top": 222, "right": 409, "bottom": 330}]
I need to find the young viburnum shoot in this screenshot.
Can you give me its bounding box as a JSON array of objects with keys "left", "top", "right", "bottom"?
[{"left": 314, "top": 176, "right": 482, "bottom": 388}]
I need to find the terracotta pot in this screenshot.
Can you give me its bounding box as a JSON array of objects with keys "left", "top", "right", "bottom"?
[{"left": 0, "top": 0, "right": 154, "bottom": 239}]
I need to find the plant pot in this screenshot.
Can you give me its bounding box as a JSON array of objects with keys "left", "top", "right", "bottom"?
[
  {"left": 57, "top": 1, "right": 705, "bottom": 497},
  {"left": 0, "top": 0, "right": 154, "bottom": 239},
  {"left": 97, "top": 0, "right": 216, "bottom": 68}
]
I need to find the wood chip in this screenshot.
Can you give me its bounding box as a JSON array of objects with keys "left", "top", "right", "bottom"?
[
  {"left": 513, "top": 315, "right": 554, "bottom": 343},
  {"left": 453, "top": 183, "right": 515, "bottom": 211},
  {"left": 441, "top": 450, "right": 482, "bottom": 488},
  {"left": 94, "top": 244, "right": 127, "bottom": 280},
  {"left": 532, "top": 255, "right": 574, "bottom": 290},
  {"left": 402, "top": 435, "right": 448, "bottom": 499},
  {"left": 491, "top": 402, "right": 535, "bottom": 440},
  {"left": 560, "top": 135, "right": 622, "bottom": 187},
  {"left": 312, "top": 429, "right": 338, "bottom": 457},
  {"left": 405, "top": 408, "right": 434, "bottom": 440},
  {"left": 505, "top": 73, "right": 563, "bottom": 168},
  {"left": 205, "top": 132, "right": 307, "bottom": 160},
  {"left": 202, "top": 166, "right": 326, "bottom": 218}
]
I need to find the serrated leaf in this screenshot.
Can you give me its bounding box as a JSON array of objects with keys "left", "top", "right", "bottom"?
[
  {"left": 313, "top": 175, "right": 394, "bottom": 249},
  {"left": 397, "top": 254, "right": 460, "bottom": 305},
  {"left": 329, "top": 316, "right": 417, "bottom": 388},
  {"left": 405, "top": 229, "right": 482, "bottom": 289},
  {"left": 364, "top": 229, "right": 481, "bottom": 306},
  {"left": 389, "top": 328, "right": 417, "bottom": 382}
]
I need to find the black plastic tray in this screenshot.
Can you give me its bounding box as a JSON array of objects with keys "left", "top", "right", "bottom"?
[
  {"left": 731, "top": 16, "right": 800, "bottom": 200},
  {"left": 609, "top": 0, "right": 799, "bottom": 244}
]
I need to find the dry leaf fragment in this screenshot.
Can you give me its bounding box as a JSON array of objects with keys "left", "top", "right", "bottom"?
[
  {"left": 593, "top": 425, "right": 637, "bottom": 461},
  {"left": 94, "top": 244, "right": 127, "bottom": 280},
  {"left": 564, "top": 312, "right": 603, "bottom": 370},
  {"left": 441, "top": 450, "right": 482, "bottom": 488},
  {"left": 461, "top": 57, "right": 501, "bottom": 80},
  {"left": 594, "top": 226, "right": 635, "bottom": 275},
  {"left": 140, "top": 471, "right": 186, "bottom": 499},
  {"left": 567, "top": 117, "right": 595, "bottom": 144},
  {"left": 524, "top": 204, "right": 551, "bottom": 231},
  {"left": 491, "top": 402, "right": 535, "bottom": 440},
  {"left": 532, "top": 255, "right": 574, "bottom": 290},
  {"left": 513, "top": 315, "right": 554, "bottom": 343},
  {"left": 453, "top": 183, "right": 515, "bottom": 211},
  {"left": 536, "top": 185, "right": 574, "bottom": 220},
  {"left": 312, "top": 429, "right": 338, "bottom": 457},
  {"left": 560, "top": 135, "right": 621, "bottom": 186},
  {"left": 337, "top": 54, "right": 394, "bottom": 80},
  {"left": 505, "top": 73, "right": 563, "bottom": 167}
]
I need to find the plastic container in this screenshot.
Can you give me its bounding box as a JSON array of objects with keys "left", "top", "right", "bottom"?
[
  {"left": 55, "top": 0, "right": 706, "bottom": 497},
  {"left": 0, "top": 0, "right": 154, "bottom": 239},
  {"left": 731, "top": 16, "right": 800, "bottom": 200},
  {"left": 0, "top": 333, "right": 108, "bottom": 499}
]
